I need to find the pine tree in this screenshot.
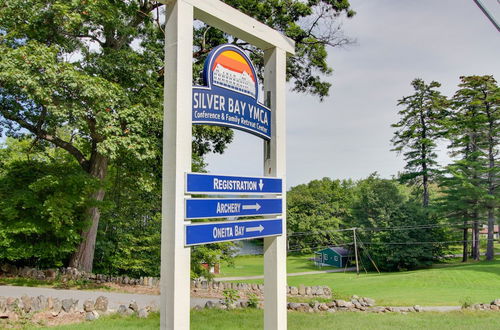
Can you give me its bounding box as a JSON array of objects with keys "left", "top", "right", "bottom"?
[
  {"left": 449, "top": 75, "right": 499, "bottom": 260},
  {"left": 391, "top": 79, "right": 448, "bottom": 207}
]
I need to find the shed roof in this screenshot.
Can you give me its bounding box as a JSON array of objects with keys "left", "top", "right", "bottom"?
[{"left": 316, "top": 246, "right": 351, "bottom": 257}]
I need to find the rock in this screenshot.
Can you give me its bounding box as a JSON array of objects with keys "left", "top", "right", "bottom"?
[
  {"left": 83, "top": 299, "right": 94, "bottom": 312},
  {"left": 344, "top": 302, "right": 355, "bottom": 309},
  {"left": 490, "top": 305, "right": 499, "bottom": 311},
  {"left": 364, "top": 298, "right": 375, "bottom": 306},
  {"left": 290, "top": 287, "right": 299, "bottom": 295},
  {"left": 413, "top": 305, "right": 422, "bottom": 312},
  {"left": 61, "top": 299, "right": 72, "bottom": 313},
  {"left": 31, "top": 296, "right": 41, "bottom": 312},
  {"left": 492, "top": 299, "right": 500, "bottom": 306},
  {"left": 326, "top": 301, "right": 336, "bottom": 308},
  {"left": 298, "top": 285, "right": 306, "bottom": 296},
  {"left": 138, "top": 308, "right": 149, "bottom": 318},
  {"left": 305, "top": 287, "right": 312, "bottom": 296},
  {"left": 0, "top": 297, "right": 6, "bottom": 313},
  {"left": 215, "top": 302, "right": 227, "bottom": 310},
  {"left": 117, "top": 305, "right": 128, "bottom": 315},
  {"left": 45, "top": 269, "right": 57, "bottom": 280},
  {"left": 37, "top": 296, "right": 48, "bottom": 311},
  {"left": 21, "top": 295, "right": 32, "bottom": 313},
  {"left": 352, "top": 295, "right": 359, "bottom": 300},
  {"left": 318, "top": 303, "right": 329, "bottom": 311},
  {"left": 205, "top": 301, "right": 216, "bottom": 309},
  {"left": 129, "top": 300, "right": 139, "bottom": 312},
  {"left": 95, "top": 296, "right": 108, "bottom": 312},
  {"left": 192, "top": 305, "right": 203, "bottom": 310},
  {"left": 327, "top": 308, "right": 336, "bottom": 313},
  {"left": 323, "top": 287, "right": 332, "bottom": 296},
  {"left": 336, "top": 299, "right": 347, "bottom": 308},
  {"left": 51, "top": 298, "right": 62, "bottom": 314},
  {"left": 354, "top": 302, "right": 362, "bottom": 309},
  {"left": 288, "top": 303, "right": 301, "bottom": 310},
  {"left": 85, "top": 311, "right": 99, "bottom": 321},
  {"left": 6, "top": 298, "right": 19, "bottom": 312},
  {"left": 240, "top": 301, "right": 248, "bottom": 308}
]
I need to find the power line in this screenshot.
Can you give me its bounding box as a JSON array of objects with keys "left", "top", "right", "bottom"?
[
  {"left": 287, "top": 221, "right": 476, "bottom": 237},
  {"left": 472, "top": 0, "right": 500, "bottom": 32}
]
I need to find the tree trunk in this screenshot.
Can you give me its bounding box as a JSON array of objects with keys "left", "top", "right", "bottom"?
[
  {"left": 486, "top": 209, "right": 495, "bottom": 260},
  {"left": 472, "top": 218, "right": 480, "bottom": 261},
  {"left": 485, "top": 108, "right": 495, "bottom": 261},
  {"left": 69, "top": 152, "right": 108, "bottom": 272},
  {"left": 462, "top": 219, "right": 468, "bottom": 262}
]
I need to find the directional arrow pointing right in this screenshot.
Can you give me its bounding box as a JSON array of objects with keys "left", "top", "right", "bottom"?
[
  {"left": 242, "top": 203, "right": 261, "bottom": 211},
  {"left": 246, "top": 224, "right": 264, "bottom": 233}
]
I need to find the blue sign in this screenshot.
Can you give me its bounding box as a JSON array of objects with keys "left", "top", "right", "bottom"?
[
  {"left": 185, "top": 198, "right": 282, "bottom": 219},
  {"left": 186, "top": 173, "right": 282, "bottom": 195},
  {"left": 192, "top": 44, "right": 271, "bottom": 140},
  {"left": 185, "top": 219, "right": 282, "bottom": 246}
]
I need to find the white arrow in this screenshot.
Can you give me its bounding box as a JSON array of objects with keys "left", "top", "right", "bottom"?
[
  {"left": 258, "top": 179, "right": 264, "bottom": 191},
  {"left": 246, "top": 225, "right": 264, "bottom": 233},
  {"left": 242, "top": 203, "right": 261, "bottom": 211}
]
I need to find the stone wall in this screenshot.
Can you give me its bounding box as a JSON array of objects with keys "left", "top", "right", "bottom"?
[
  {"left": 1, "top": 264, "right": 332, "bottom": 298},
  {"left": 0, "top": 295, "right": 153, "bottom": 324},
  {"left": 191, "top": 280, "right": 332, "bottom": 298}
]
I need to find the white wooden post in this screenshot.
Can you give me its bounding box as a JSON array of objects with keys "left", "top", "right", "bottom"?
[
  {"left": 161, "top": 1, "right": 193, "bottom": 329},
  {"left": 263, "top": 47, "right": 287, "bottom": 330}
]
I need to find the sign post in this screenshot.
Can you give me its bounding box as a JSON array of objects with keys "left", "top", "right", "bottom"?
[{"left": 161, "top": 1, "right": 294, "bottom": 329}]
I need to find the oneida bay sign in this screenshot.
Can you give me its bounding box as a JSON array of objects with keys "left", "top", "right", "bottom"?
[{"left": 192, "top": 44, "right": 272, "bottom": 140}]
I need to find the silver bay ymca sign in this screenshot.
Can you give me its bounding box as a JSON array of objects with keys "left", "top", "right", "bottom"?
[{"left": 160, "top": 0, "right": 294, "bottom": 329}]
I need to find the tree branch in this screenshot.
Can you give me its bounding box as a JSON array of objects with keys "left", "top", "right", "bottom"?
[{"left": 2, "top": 110, "right": 89, "bottom": 170}]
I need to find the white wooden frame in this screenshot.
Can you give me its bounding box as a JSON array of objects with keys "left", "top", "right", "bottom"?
[{"left": 160, "top": 1, "right": 294, "bottom": 329}]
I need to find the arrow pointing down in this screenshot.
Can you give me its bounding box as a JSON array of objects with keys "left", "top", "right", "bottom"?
[
  {"left": 246, "top": 225, "right": 264, "bottom": 233},
  {"left": 259, "top": 179, "right": 264, "bottom": 191},
  {"left": 242, "top": 203, "right": 261, "bottom": 211}
]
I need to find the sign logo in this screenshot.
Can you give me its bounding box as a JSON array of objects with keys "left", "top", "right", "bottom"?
[{"left": 192, "top": 44, "right": 271, "bottom": 140}]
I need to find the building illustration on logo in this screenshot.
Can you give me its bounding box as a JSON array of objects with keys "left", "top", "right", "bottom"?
[
  {"left": 211, "top": 50, "right": 256, "bottom": 97},
  {"left": 193, "top": 44, "right": 271, "bottom": 140}
]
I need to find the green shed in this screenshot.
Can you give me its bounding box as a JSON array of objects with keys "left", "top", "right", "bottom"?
[{"left": 314, "top": 247, "right": 351, "bottom": 268}]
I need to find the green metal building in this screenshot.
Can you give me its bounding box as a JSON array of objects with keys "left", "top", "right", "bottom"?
[{"left": 314, "top": 246, "right": 351, "bottom": 268}]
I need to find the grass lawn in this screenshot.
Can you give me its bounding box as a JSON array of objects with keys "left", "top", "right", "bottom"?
[
  {"left": 220, "top": 255, "right": 500, "bottom": 306},
  {"left": 35, "top": 310, "right": 500, "bottom": 330},
  {"left": 216, "top": 254, "right": 320, "bottom": 277}
]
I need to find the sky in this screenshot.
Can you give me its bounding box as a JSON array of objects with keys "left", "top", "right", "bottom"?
[{"left": 206, "top": 0, "right": 500, "bottom": 189}]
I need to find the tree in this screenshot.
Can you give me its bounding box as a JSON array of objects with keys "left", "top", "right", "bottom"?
[
  {"left": 0, "top": 139, "right": 98, "bottom": 268},
  {"left": 287, "top": 178, "right": 354, "bottom": 253},
  {"left": 437, "top": 161, "right": 483, "bottom": 262},
  {"left": 351, "top": 175, "right": 446, "bottom": 271},
  {"left": 391, "top": 79, "right": 448, "bottom": 207},
  {"left": 0, "top": 0, "right": 355, "bottom": 271},
  {"left": 448, "top": 75, "right": 499, "bottom": 260}
]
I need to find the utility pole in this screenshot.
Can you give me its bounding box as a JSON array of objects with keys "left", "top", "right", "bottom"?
[{"left": 353, "top": 228, "right": 359, "bottom": 276}]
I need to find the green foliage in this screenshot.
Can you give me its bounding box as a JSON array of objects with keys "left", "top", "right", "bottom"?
[
  {"left": 222, "top": 288, "right": 240, "bottom": 307},
  {"left": 287, "top": 177, "right": 354, "bottom": 252},
  {"left": 0, "top": 153, "right": 98, "bottom": 268},
  {"left": 246, "top": 292, "right": 259, "bottom": 308},
  {"left": 351, "top": 175, "right": 447, "bottom": 271}
]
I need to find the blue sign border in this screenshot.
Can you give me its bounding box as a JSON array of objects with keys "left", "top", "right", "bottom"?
[
  {"left": 192, "top": 44, "right": 271, "bottom": 140},
  {"left": 185, "top": 219, "right": 282, "bottom": 246},
  {"left": 185, "top": 198, "right": 282, "bottom": 219},
  {"left": 185, "top": 172, "right": 282, "bottom": 195}
]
